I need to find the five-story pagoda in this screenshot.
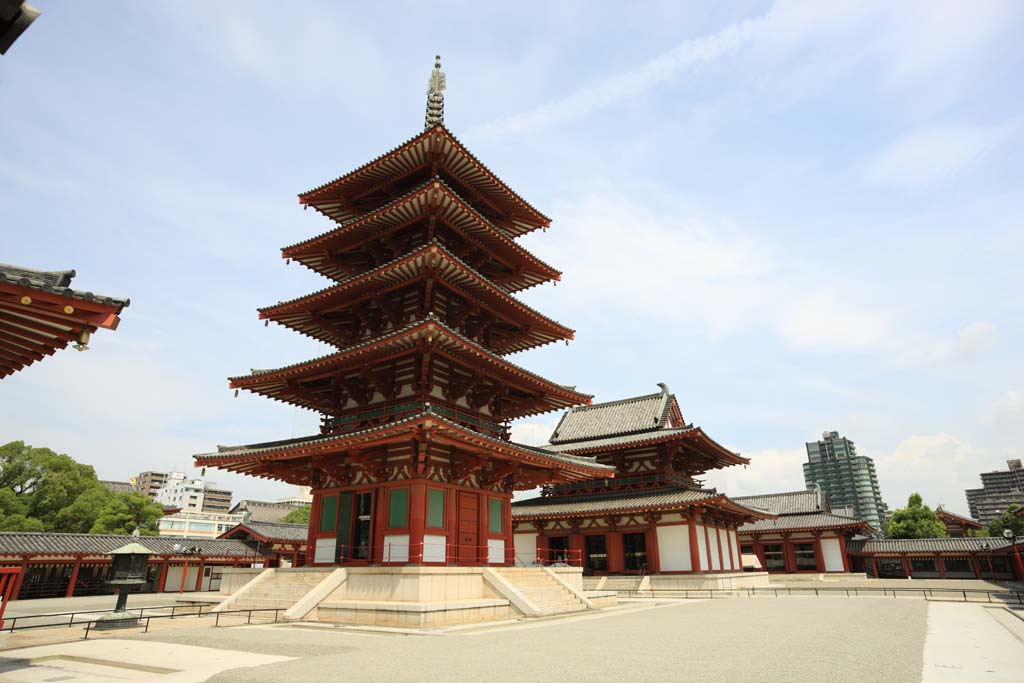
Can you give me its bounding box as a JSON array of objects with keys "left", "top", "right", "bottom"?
[{"left": 196, "top": 58, "right": 613, "bottom": 568}]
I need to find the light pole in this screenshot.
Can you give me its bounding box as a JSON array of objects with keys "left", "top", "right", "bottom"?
[{"left": 980, "top": 542, "right": 994, "bottom": 583}]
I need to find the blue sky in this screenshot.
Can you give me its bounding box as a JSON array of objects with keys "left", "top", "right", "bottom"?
[{"left": 2, "top": 1, "right": 1022, "bottom": 516}]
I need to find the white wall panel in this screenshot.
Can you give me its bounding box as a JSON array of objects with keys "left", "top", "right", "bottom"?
[
  {"left": 821, "top": 538, "right": 844, "bottom": 572},
  {"left": 657, "top": 525, "right": 692, "bottom": 571},
  {"left": 708, "top": 527, "right": 721, "bottom": 570},
  {"left": 729, "top": 530, "right": 740, "bottom": 571},
  {"left": 383, "top": 534, "right": 410, "bottom": 563},
  {"left": 513, "top": 533, "right": 538, "bottom": 565},
  {"left": 424, "top": 534, "right": 447, "bottom": 563},
  {"left": 695, "top": 524, "right": 708, "bottom": 572},
  {"left": 314, "top": 537, "right": 336, "bottom": 564},
  {"left": 718, "top": 529, "right": 731, "bottom": 570},
  {"left": 487, "top": 539, "right": 505, "bottom": 564}
]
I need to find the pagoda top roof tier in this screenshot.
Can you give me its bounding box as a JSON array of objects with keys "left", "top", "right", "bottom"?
[
  {"left": 229, "top": 316, "right": 591, "bottom": 419},
  {"left": 299, "top": 125, "right": 549, "bottom": 237},
  {"left": 285, "top": 178, "right": 560, "bottom": 289},
  {"left": 194, "top": 407, "right": 615, "bottom": 487},
  {"left": 259, "top": 242, "right": 574, "bottom": 354}
]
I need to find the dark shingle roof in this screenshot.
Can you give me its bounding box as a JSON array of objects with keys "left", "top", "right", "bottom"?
[
  {"left": 732, "top": 490, "right": 823, "bottom": 516},
  {"left": 0, "top": 263, "right": 129, "bottom": 308},
  {"left": 847, "top": 537, "right": 1011, "bottom": 554},
  {"left": 0, "top": 532, "right": 266, "bottom": 558},
  {"left": 512, "top": 488, "right": 719, "bottom": 518},
  {"left": 99, "top": 480, "right": 135, "bottom": 494},
  {"left": 545, "top": 427, "right": 697, "bottom": 453},
  {"left": 223, "top": 521, "right": 308, "bottom": 542},
  {"left": 549, "top": 385, "right": 675, "bottom": 444},
  {"left": 739, "top": 512, "right": 869, "bottom": 534}
]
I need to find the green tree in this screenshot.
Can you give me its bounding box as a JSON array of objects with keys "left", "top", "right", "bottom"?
[
  {"left": 885, "top": 493, "right": 947, "bottom": 539},
  {"left": 986, "top": 505, "right": 1024, "bottom": 540},
  {"left": 90, "top": 493, "right": 164, "bottom": 536},
  {"left": 53, "top": 487, "right": 116, "bottom": 533},
  {"left": 0, "top": 441, "right": 101, "bottom": 529},
  {"left": 280, "top": 505, "right": 311, "bottom": 525}
]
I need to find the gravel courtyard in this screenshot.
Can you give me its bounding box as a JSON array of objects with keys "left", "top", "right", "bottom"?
[{"left": 129, "top": 598, "right": 933, "bottom": 683}]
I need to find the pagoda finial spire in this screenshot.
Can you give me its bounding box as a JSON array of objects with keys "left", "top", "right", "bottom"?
[{"left": 425, "top": 54, "right": 446, "bottom": 129}]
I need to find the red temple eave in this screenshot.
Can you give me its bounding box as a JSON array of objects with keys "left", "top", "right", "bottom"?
[
  {"left": 284, "top": 179, "right": 560, "bottom": 284},
  {"left": 554, "top": 427, "right": 749, "bottom": 468},
  {"left": 513, "top": 494, "right": 775, "bottom": 522},
  {"left": 195, "top": 412, "right": 614, "bottom": 483},
  {"left": 297, "top": 125, "right": 551, "bottom": 235},
  {"left": 0, "top": 283, "right": 124, "bottom": 330},
  {"left": 258, "top": 243, "right": 573, "bottom": 342}
]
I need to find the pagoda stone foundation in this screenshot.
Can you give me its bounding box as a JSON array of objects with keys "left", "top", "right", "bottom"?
[{"left": 211, "top": 565, "right": 615, "bottom": 628}]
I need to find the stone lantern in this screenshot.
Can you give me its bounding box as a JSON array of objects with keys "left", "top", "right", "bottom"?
[{"left": 95, "top": 542, "right": 153, "bottom": 629}]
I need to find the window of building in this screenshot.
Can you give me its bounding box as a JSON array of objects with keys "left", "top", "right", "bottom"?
[
  {"left": 763, "top": 544, "right": 786, "bottom": 571},
  {"left": 623, "top": 532, "right": 647, "bottom": 571},
  {"left": 488, "top": 498, "right": 502, "bottom": 534},
  {"left": 388, "top": 488, "right": 409, "bottom": 528},
  {"left": 585, "top": 535, "right": 607, "bottom": 572},
  {"left": 319, "top": 495, "right": 338, "bottom": 532},
  {"left": 942, "top": 557, "right": 972, "bottom": 574},
  {"left": 548, "top": 536, "right": 569, "bottom": 564},
  {"left": 794, "top": 543, "right": 817, "bottom": 570},
  {"left": 427, "top": 489, "right": 445, "bottom": 529},
  {"left": 740, "top": 544, "right": 754, "bottom": 555},
  {"left": 910, "top": 559, "right": 937, "bottom": 573}
]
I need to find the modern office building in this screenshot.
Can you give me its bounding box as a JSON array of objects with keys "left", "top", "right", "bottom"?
[
  {"left": 153, "top": 472, "right": 233, "bottom": 514},
  {"left": 803, "top": 431, "right": 889, "bottom": 531},
  {"left": 965, "top": 459, "right": 1024, "bottom": 523}
]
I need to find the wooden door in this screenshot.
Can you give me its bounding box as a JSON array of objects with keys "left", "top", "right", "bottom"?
[{"left": 457, "top": 492, "right": 479, "bottom": 565}]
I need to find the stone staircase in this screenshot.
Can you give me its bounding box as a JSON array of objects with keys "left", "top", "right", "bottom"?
[
  {"left": 225, "top": 570, "right": 330, "bottom": 612},
  {"left": 496, "top": 568, "right": 587, "bottom": 615}
]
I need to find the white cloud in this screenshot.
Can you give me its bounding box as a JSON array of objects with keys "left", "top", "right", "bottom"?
[
  {"left": 866, "top": 123, "right": 1016, "bottom": 189},
  {"left": 897, "top": 321, "right": 1000, "bottom": 366},
  {"left": 704, "top": 448, "right": 807, "bottom": 498},
  {"left": 869, "top": 432, "right": 975, "bottom": 515},
  {"left": 779, "top": 294, "right": 894, "bottom": 352},
  {"left": 982, "top": 390, "right": 1024, "bottom": 435}
]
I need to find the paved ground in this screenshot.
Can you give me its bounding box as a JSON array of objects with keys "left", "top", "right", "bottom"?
[
  {"left": 4, "top": 595, "right": 185, "bottom": 629},
  {"left": 1, "top": 598, "right": 1021, "bottom": 682}
]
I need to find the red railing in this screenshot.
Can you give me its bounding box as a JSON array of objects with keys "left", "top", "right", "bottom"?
[
  {"left": 0, "top": 567, "right": 23, "bottom": 628},
  {"left": 326, "top": 542, "right": 582, "bottom": 567}
]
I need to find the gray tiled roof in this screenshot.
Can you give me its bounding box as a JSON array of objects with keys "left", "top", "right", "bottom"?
[
  {"left": 230, "top": 499, "right": 307, "bottom": 522},
  {"left": 732, "top": 490, "right": 823, "bottom": 516},
  {"left": 0, "top": 532, "right": 267, "bottom": 558},
  {"left": 739, "top": 512, "right": 869, "bottom": 533},
  {"left": 545, "top": 427, "right": 697, "bottom": 453},
  {"left": 225, "top": 521, "right": 308, "bottom": 542},
  {"left": 846, "top": 537, "right": 1011, "bottom": 554},
  {"left": 0, "top": 263, "right": 129, "bottom": 308},
  {"left": 549, "top": 386, "right": 674, "bottom": 444},
  {"left": 99, "top": 480, "right": 135, "bottom": 494},
  {"left": 198, "top": 407, "right": 614, "bottom": 473},
  {"left": 512, "top": 488, "right": 718, "bottom": 518}
]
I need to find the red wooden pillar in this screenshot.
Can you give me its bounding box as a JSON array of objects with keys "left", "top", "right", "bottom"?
[
  {"left": 813, "top": 535, "right": 825, "bottom": 572},
  {"left": 194, "top": 559, "right": 206, "bottom": 592},
  {"left": 408, "top": 482, "right": 426, "bottom": 564},
  {"left": 503, "top": 496, "right": 514, "bottom": 567},
  {"left": 784, "top": 541, "right": 797, "bottom": 573},
  {"left": 157, "top": 557, "right": 170, "bottom": 592},
  {"left": 606, "top": 531, "right": 624, "bottom": 574},
  {"left": 535, "top": 533, "right": 550, "bottom": 565},
  {"left": 840, "top": 535, "right": 852, "bottom": 573},
  {"left": 937, "top": 555, "right": 946, "bottom": 579},
  {"left": 65, "top": 556, "right": 82, "bottom": 598},
  {"left": 1011, "top": 548, "right": 1024, "bottom": 581},
  {"left": 372, "top": 486, "right": 388, "bottom": 565},
  {"left": 901, "top": 556, "right": 911, "bottom": 578},
  {"left": 753, "top": 538, "right": 766, "bottom": 572},
  {"left": 871, "top": 557, "right": 879, "bottom": 578},
  {"left": 11, "top": 557, "right": 28, "bottom": 600},
  {"left": 645, "top": 525, "right": 661, "bottom": 573},
  {"left": 569, "top": 533, "right": 585, "bottom": 569},
  {"left": 971, "top": 556, "right": 982, "bottom": 579},
  {"left": 688, "top": 518, "right": 701, "bottom": 573}
]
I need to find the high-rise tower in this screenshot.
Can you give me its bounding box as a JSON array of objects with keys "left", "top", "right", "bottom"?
[{"left": 803, "top": 431, "right": 888, "bottom": 531}]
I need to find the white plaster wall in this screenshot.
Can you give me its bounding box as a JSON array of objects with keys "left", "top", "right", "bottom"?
[
  {"left": 729, "top": 530, "right": 740, "bottom": 570},
  {"left": 718, "top": 529, "right": 731, "bottom": 570},
  {"left": 821, "top": 537, "right": 844, "bottom": 572},
  {"left": 487, "top": 539, "right": 505, "bottom": 564},
  {"left": 708, "top": 527, "right": 721, "bottom": 570},
  {"left": 163, "top": 565, "right": 199, "bottom": 592},
  {"left": 383, "top": 534, "right": 410, "bottom": 563},
  {"left": 656, "top": 525, "right": 692, "bottom": 571},
  {"left": 314, "top": 537, "right": 336, "bottom": 564},
  {"left": 423, "top": 534, "right": 447, "bottom": 563},
  {"left": 513, "top": 533, "right": 538, "bottom": 565},
  {"left": 695, "top": 524, "right": 708, "bottom": 572}
]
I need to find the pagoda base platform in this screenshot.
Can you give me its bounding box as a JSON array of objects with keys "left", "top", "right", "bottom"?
[
  {"left": 584, "top": 571, "right": 771, "bottom": 594},
  {"left": 213, "top": 566, "right": 610, "bottom": 628}
]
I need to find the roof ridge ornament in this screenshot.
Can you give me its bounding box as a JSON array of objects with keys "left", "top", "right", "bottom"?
[{"left": 425, "top": 54, "right": 446, "bottom": 129}]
